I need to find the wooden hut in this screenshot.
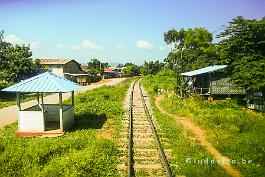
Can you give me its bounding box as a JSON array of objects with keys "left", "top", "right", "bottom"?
[
  {"left": 181, "top": 65, "right": 245, "bottom": 97},
  {"left": 2, "top": 72, "right": 81, "bottom": 137}
]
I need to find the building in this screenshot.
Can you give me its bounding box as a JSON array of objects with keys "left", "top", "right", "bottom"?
[
  {"left": 80, "top": 65, "right": 89, "bottom": 72},
  {"left": 39, "top": 59, "right": 89, "bottom": 85},
  {"left": 181, "top": 65, "right": 245, "bottom": 97},
  {"left": 103, "top": 68, "right": 118, "bottom": 78}
]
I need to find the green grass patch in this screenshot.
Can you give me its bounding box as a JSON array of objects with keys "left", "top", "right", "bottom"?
[
  {"left": 158, "top": 94, "right": 265, "bottom": 177},
  {"left": 0, "top": 78, "right": 133, "bottom": 176}
]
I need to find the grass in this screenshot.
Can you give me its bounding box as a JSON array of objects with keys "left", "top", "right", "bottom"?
[
  {"left": 159, "top": 95, "right": 265, "bottom": 177},
  {"left": 142, "top": 70, "right": 265, "bottom": 177},
  {"left": 142, "top": 77, "right": 230, "bottom": 177},
  {"left": 0, "top": 78, "right": 134, "bottom": 177}
]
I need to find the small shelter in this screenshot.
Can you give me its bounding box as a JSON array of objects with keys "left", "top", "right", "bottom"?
[
  {"left": 2, "top": 72, "right": 81, "bottom": 137},
  {"left": 181, "top": 65, "right": 245, "bottom": 96}
]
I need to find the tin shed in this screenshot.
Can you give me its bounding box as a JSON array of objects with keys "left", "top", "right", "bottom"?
[{"left": 181, "top": 65, "right": 245, "bottom": 96}]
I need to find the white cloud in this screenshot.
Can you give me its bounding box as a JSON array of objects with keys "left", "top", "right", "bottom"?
[
  {"left": 81, "top": 40, "right": 102, "bottom": 50},
  {"left": 30, "top": 41, "right": 43, "bottom": 50},
  {"left": 4, "top": 34, "right": 23, "bottom": 44},
  {"left": 136, "top": 39, "right": 153, "bottom": 50},
  {"left": 57, "top": 40, "right": 102, "bottom": 50},
  {"left": 117, "top": 44, "right": 125, "bottom": 50},
  {"left": 57, "top": 43, "right": 82, "bottom": 50},
  {"left": 158, "top": 46, "right": 164, "bottom": 51}
]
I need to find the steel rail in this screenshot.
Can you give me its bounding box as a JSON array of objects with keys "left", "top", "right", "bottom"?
[
  {"left": 128, "top": 81, "right": 136, "bottom": 177},
  {"left": 138, "top": 82, "right": 174, "bottom": 177}
]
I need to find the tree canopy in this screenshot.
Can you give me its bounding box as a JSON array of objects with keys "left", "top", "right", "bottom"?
[
  {"left": 217, "top": 16, "right": 265, "bottom": 92},
  {"left": 0, "top": 31, "right": 40, "bottom": 83},
  {"left": 140, "top": 60, "right": 164, "bottom": 75},
  {"left": 87, "top": 58, "right": 108, "bottom": 75},
  {"left": 164, "top": 27, "right": 219, "bottom": 73},
  {"left": 123, "top": 63, "right": 140, "bottom": 77}
]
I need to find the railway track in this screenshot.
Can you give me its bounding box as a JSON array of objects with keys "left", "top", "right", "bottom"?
[{"left": 117, "top": 80, "right": 173, "bottom": 177}]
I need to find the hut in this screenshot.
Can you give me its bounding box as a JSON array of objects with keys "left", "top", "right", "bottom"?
[
  {"left": 181, "top": 65, "right": 245, "bottom": 97},
  {"left": 2, "top": 72, "right": 81, "bottom": 137}
]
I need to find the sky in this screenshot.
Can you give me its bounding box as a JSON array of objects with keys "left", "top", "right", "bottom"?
[{"left": 0, "top": 0, "right": 264, "bottom": 65}]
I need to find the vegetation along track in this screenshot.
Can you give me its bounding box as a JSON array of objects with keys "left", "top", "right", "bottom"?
[{"left": 117, "top": 80, "right": 174, "bottom": 177}]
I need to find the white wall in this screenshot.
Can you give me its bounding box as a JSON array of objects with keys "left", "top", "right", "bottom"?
[
  {"left": 19, "top": 111, "right": 44, "bottom": 132},
  {"left": 51, "top": 68, "right": 64, "bottom": 77},
  {"left": 63, "top": 107, "right": 74, "bottom": 130}
]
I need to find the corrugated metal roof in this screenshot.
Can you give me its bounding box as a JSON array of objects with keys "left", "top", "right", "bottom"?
[
  {"left": 2, "top": 72, "right": 81, "bottom": 93},
  {"left": 181, "top": 65, "right": 228, "bottom": 77},
  {"left": 39, "top": 59, "right": 72, "bottom": 65}
]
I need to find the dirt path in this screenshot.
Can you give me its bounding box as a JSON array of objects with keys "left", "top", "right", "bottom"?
[
  {"left": 155, "top": 95, "right": 243, "bottom": 177},
  {"left": 0, "top": 78, "right": 126, "bottom": 128}
]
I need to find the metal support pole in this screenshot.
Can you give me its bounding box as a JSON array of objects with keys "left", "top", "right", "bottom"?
[
  {"left": 71, "top": 91, "right": 74, "bottom": 107},
  {"left": 16, "top": 93, "right": 21, "bottom": 111},
  {"left": 37, "top": 93, "right": 40, "bottom": 105},
  {"left": 59, "top": 93, "right": 63, "bottom": 130},
  {"left": 41, "top": 93, "right": 44, "bottom": 106},
  {"left": 16, "top": 93, "right": 21, "bottom": 131}
]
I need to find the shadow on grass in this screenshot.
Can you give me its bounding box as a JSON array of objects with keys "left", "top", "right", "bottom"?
[{"left": 70, "top": 113, "right": 107, "bottom": 131}]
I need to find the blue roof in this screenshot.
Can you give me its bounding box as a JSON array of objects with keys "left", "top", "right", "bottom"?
[
  {"left": 2, "top": 72, "right": 82, "bottom": 93},
  {"left": 181, "top": 65, "right": 228, "bottom": 77}
]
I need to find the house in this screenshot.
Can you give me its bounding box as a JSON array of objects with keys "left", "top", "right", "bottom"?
[
  {"left": 39, "top": 59, "right": 89, "bottom": 85},
  {"left": 103, "top": 68, "right": 117, "bottom": 78},
  {"left": 103, "top": 67, "right": 127, "bottom": 78},
  {"left": 181, "top": 65, "right": 245, "bottom": 97}
]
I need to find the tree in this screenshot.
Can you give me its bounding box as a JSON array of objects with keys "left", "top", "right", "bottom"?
[
  {"left": 0, "top": 31, "right": 39, "bottom": 82},
  {"left": 140, "top": 60, "right": 164, "bottom": 75},
  {"left": 117, "top": 63, "right": 124, "bottom": 68},
  {"left": 217, "top": 16, "right": 265, "bottom": 92},
  {"left": 164, "top": 27, "right": 218, "bottom": 72},
  {"left": 123, "top": 64, "right": 140, "bottom": 77},
  {"left": 87, "top": 59, "right": 108, "bottom": 75}
]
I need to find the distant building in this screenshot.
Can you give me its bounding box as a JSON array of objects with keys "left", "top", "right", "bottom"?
[
  {"left": 39, "top": 59, "right": 89, "bottom": 85},
  {"left": 103, "top": 68, "right": 117, "bottom": 78},
  {"left": 80, "top": 65, "right": 89, "bottom": 72}
]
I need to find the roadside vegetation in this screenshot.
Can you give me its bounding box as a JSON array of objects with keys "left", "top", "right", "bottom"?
[
  {"left": 160, "top": 95, "right": 265, "bottom": 177},
  {"left": 0, "top": 78, "right": 133, "bottom": 177},
  {"left": 142, "top": 70, "right": 265, "bottom": 177}
]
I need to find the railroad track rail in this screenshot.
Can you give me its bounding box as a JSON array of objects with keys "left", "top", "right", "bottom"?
[{"left": 117, "top": 80, "right": 173, "bottom": 177}]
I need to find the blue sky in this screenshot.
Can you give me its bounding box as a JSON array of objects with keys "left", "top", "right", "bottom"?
[{"left": 0, "top": 0, "right": 264, "bottom": 65}]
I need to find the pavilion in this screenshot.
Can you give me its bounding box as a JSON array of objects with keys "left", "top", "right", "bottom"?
[{"left": 2, "top": 72, "right": 81, "bottom": 137}]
